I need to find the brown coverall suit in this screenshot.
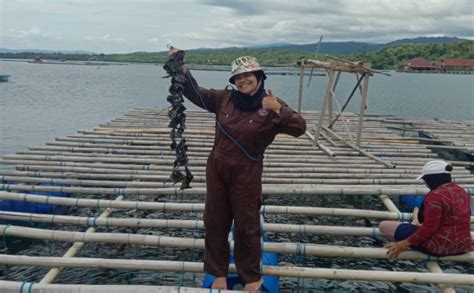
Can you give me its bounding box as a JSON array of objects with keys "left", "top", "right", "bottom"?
[{"left": 182, "top": 72, "right": 307, "bottom": 283}]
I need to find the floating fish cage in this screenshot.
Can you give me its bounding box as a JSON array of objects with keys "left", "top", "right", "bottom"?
[{"left": 0, "top": 109, "right": 473, "bottom": 292}]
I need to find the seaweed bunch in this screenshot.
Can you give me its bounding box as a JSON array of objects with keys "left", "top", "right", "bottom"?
[{"left": 163, "top": 50, "right": 193, "bottom": 190}]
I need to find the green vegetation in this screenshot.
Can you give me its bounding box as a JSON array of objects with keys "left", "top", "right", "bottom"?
[
  {"left": 348, "top": 40, "right": 474, "bottom": 69},
  {"left": 1, "top": 41, "right": 472, "bottom": 70}
]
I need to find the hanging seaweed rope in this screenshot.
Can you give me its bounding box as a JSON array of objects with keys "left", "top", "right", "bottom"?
[{"left": 163, "top": 49, "right": 193, "bottom": 190}]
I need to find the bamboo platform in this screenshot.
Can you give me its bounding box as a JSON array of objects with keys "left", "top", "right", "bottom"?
[{"left": 0, "top": 108, "right": 473, "bottom": 292}]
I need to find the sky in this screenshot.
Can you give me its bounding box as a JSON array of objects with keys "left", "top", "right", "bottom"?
[{"left": 1, "top": 0, "right": 473, "bottom": 53}]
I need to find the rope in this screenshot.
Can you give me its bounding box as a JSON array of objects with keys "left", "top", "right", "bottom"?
[
  {"left": 186, "top": 70, "right": 261, "bottom": 162},
  {"left": 27, "top": 282, "right": 34, "bottom": 293},
  {"left": 19, "top": 281, "right": 26, "bottom": 293}
]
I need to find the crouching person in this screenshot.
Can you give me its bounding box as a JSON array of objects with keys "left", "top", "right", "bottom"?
[{"left": 379, "top": 160, "right": 472, "bottom": 258}]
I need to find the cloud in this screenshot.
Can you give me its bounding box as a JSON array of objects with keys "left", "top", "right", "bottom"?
[
  {"left": 186, "top": 0, "right": 474, "bottom": 46},
  {"left": 5, "top": 26, "right": 61, "bottom": 40},
  {"left": 147, "top": 37, "right": 160, "bottom": 45},
  {"left": 1, "top": 0, "right": 472, "bottom": 52},
  {"left": 201, "top": 0, "right": 266, "bottom": 15}
]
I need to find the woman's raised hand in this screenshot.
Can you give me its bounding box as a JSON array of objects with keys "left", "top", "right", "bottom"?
[{"left": 262, "top": 89, "right": 282, "bottom": 113}]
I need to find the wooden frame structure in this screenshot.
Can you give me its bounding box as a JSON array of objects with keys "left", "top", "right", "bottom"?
[{"left": 296, "top": 58, "right": 390, "bottom": 147}]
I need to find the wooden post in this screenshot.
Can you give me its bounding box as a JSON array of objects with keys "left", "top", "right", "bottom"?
[
  {"left": 297, "top": 60, "right": 305, "bottom": 113},
  {"left": 328, "top": 71, "right": 341, "bottom": 123},
  {"left": 356, "top": 74, "right": 370, "bottom": 146},
  {"left": 314, "top": 70, "right": 335, "bottom": 142}
]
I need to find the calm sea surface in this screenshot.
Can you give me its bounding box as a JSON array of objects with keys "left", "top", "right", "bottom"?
[
  {"left": 0, "top": 60, "right": 473, "bottom": 291},
  {"left": 1, "top": 60, "right": 473, "bottom": 155}
]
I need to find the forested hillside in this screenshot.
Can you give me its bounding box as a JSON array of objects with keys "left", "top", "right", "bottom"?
[{"left": 1, "top": 40, "right": 472, "bottom": 70}]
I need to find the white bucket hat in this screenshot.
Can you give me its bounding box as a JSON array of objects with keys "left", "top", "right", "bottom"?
[
  {"left": 229, "top": 56, "right": 264, "bottom": 84},
  {"left": 416, "top": 160, "right": 452, "bottom": 180}
]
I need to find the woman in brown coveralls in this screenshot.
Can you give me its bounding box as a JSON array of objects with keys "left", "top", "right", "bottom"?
[{"left": 168, "top": 49, "right": 306, "bottom": 291}]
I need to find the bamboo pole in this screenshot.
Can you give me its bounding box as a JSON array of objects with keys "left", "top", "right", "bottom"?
[
  {"left": 1, "top": 225, "right": 472, "bottom": 261},
  {"left": 328, "top": 73, "right": 366, "bottom": 129},
  {"left": 378, "top": 194, "right": 400, "bottom": 213},
  {"left": 21, "top": 147, "right": 438, "bottom": 159},
  {"left": 426, "top": 261, "right": 456, "bottom": 293},
  {"left": 4, "top": 210, "right": 472, "bottom": 238},
  {"left": 0, "top": 256, "right": 473, "bottom": 286},
  {"left": 7, "top": 161, "right": 472, "bottom": 176},
  {"left": 297, "top": 60, "right": 305, "bottom": 113},
  {"left": 0, "top": 211, "right": 378, "bottom": 237},
  {"left": 0, "top": 281, "right": 219, "bottom": 293},
  {"left": 321, "top": 126, "right": 396, "bottom": 168},
  {"left": 331, "top": 93, "right": 355, "bottom": 144},
  {"left": 13, "top": 149, "right": 449, "bottom": 162},
  {"left": 0, "top": 191, "right": 419, "bottom": 220},
  {"left": 2, "top": 191, "right": 474, "bottom": 223},
  {"left": 12, "top": 168, "right": 470, "bottom": 180},
  {"left": 4, "top": 174, "right": 474, "bottom": 187},
  {"left": 313, "top": 70, "right": 334, "bottom": 141},
  {"left": 305, "top": 131, "right": 336, "bottom": 157},
  {"left": 0, "top": 184, "right": 474, "bottom": 196},
  {"left": 39, "top": 195, "right": 123, "bottom": 284},
  {"left": 6, "top": 182, "right": 464, "bottom": 197},
  {"left": 39, "top": 139, "right": 447, "bottom": 155},
  {"left": 356, "top": 74, "right": 370, "bottom": 146}
]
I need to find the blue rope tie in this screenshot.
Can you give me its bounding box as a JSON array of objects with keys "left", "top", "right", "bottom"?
[
  {"left": 295, "top": 242, "right": 302, "bottom": 256},
  {"left": 420, "top": 255, "right": 431, "bottom": 267},
  {"left": 27, "top": 282, "right": 34, "bottom": 293},
  {"left": 87, "top": 216, "right": 98, "bottom": 227},
  {"left": 371, "top": 226, "right": 379, "bottom": 240},
  {"left": 19, "top": 281, "right": 26, "bottom": 293}
]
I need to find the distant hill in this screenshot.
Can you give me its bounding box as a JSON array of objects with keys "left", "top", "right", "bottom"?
[
  {"left": 1, "top": 36, "right": 466, "bottom": 56},
  {"left": 385, "top": 36, "right": 464, "bottom": 46},
  {"left": 2, "top": 37, "right": 471, "bottom": 69},
  {"left": 227, "top": 36, "right": 467, "bottom": 55},
  {"left": 0, "top": 48, "right": 95, "bottom": 55}
]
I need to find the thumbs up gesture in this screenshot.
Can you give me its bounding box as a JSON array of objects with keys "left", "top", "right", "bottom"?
[{"left": 262, "top": 89, "right": 282, "bottom": 113}]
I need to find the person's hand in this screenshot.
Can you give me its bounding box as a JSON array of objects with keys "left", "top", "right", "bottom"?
[
  {"left": 411, "top": 207, "right": 420, "bottom": 225},
  {"left": 384, "top": 240, "right": 411, "bottom": 258},
  {"left": 262, "top": 89, "right": 282, "bottom": 113},
  {"left": 167, "top": 47, "right": 181, "bottom": 60}
]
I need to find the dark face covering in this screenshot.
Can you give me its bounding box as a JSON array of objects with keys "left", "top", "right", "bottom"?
[
  {"left": 231, "top": 71, "right": 267, "bottom": 112},
  {"left": 423, "top": 173, "right": 452, "bottom": 190},
  {"left": 418, "top": 173, "right": 452, "bottom": 223}
]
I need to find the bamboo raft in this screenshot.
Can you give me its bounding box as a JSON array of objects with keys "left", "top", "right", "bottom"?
[{"left": 0, "top": 108, "right": 473, "bottom": 292}]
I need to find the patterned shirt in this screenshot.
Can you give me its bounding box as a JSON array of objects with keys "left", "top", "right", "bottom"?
[{"left": 407, "top": 182, "right": 472, "bottom": 255}]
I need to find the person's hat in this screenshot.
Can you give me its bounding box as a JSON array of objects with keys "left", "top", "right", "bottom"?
[
  {"left": 416, "top": 160, "right": 452, "bottom": 180},
  {"left": 229, "top": 56, "right": 264, "bottom": 84}
]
